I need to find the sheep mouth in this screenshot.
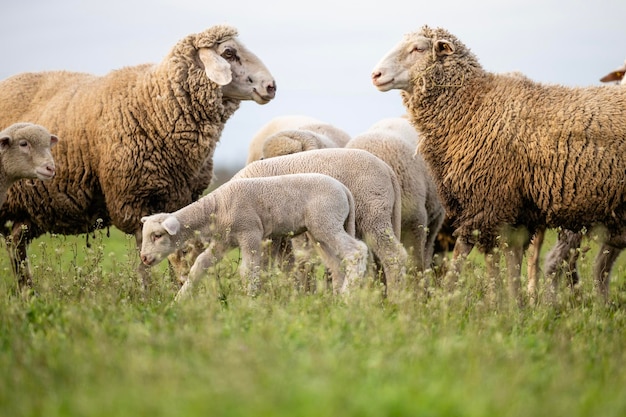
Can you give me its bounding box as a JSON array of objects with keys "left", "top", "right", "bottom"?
[
  {"left": 35, "top": 168, "right": 55, "bottom": 180},
  {"left": 372, "top": 78, "right": 395, "bottom": 91},
  {"left": 252, "top": 89, "right": 274, "bottom": 105}
]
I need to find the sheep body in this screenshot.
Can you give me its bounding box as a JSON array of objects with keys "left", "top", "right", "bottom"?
[
  {"left": 231, "top": 148, "right": 407, "bottom": 294},
  {"left": 140, "top": 173, "right": 369, "bottom": 299},
  {"left": 0, "top": 25, "right": 276, "bottom": 286},
  {"left": 247, "top": 115, "right": 351, "bottom": 164},
  {"left": 345, "top": 117, "right": 444, "bottom": 271},
  {"left": 372, "top": 25, "right": 626, "bottom": 301},
  {"left": 0, "top": 123, "right": 58, "bottom": 206}
]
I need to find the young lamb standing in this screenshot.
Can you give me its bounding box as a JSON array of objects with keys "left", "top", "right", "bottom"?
[
  {"left": 231, "top": 148, "right": 408, "bottom": 296},
  {"left": 0, "top": 123, "right": 58, "bottom": 206},
  {"left": 372, "top": 25, "right": 626, "bottom": 303},
  {"left": 140, "top": 174, "right": 369, "bottom": 300},
  {"left": 345, "top": 117, "right": 445, "bottom": 272},
  {"left": 0, "top": 25, "right": 276, "bottom": 288}
]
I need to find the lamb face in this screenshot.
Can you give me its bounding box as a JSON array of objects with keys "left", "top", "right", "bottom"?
[{"left": 140, "top": 214, "right": 180, "bottom": 266}]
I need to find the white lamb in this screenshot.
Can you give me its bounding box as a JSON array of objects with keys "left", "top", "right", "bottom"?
[
  {"left": 140, "top": 173, "right": 369, "bottom": 301},
  {"left": 346, "top": 117, "right": 445, "bottom": 272}
]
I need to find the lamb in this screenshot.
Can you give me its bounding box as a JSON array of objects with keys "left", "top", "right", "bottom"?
[
  {"left": 230, "top": 148, "right": 408, "bottom": 295},
  {"left": 0, "top": 25, "right": 276, "bottom": 287},
  {"left": 372, "top": 25, "right": 626, "bottom": 302},
  {"left": 246, "top": 115, "right": 351, "bottom": 164},
  {"left": 0, "top": 123, "right": 58, "bottom": 206},
  {"left": 140, "top": 173, "right": 369, "bottom": 300},
  {"left": 345, "top": 117, "right": 445, "bottom": 272}
]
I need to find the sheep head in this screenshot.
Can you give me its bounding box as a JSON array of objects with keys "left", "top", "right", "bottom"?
[
  {"left": 193, "top": 26, "right": 277, "bottom": 104},
  {"left": 140, "top": 213, "right": 181, "bottom": 266},
  {"left": 371, "top": 25, "right": 488, "bottom": 99},
  {"left": 599, "top": 59, "right": 626, "bottom": 85},
  {"left": 0, "top": 123, "right": 58, "bottom": 182}
]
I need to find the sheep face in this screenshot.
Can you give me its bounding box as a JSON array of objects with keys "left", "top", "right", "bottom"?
[
  {"left": 140, "top": 214, "right": 181, "bottom": 267},
  {"left": 201, "top": 39, "right": 276, "bottom": 104},
  {"left": 0, "top": 123, "right": 58, "bottom": 181},
  {"left": 371, "top": 32, "right": 454, "bottom": 92}
]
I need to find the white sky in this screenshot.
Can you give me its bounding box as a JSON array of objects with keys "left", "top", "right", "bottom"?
[{"left": 2, "top": 0, "right": 625, "bottom": 171}]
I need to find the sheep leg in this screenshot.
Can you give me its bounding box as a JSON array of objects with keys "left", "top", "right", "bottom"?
[
  {"left": 401, "top": 220, "right": 427, "bottom": 272},
  {"left": 238, "top": 236, "right": 264, "bottom": 296},
  {"left": 424, "top": 210, "right": 446, "bottom": 271},
  {"left": 175, "top": 243, "right": 220, "bottom": 302},
  {"left": 134, "top": 229, "right": 152, "bottom": 290},
  {"left": 593, "top": 240, "right": 624, "bottom": 302},
  {"left": 313, "top": 234, "right": 368, "bottom": 294},
  {"left": 365, "top": 229, "right": 408, "bottom": 298},
  {"left": 526, "top": 227, "right": 544, "bottom": 304},
  {"left": 6, "top": 227, "right": 33, "bottom": 289},
  {"left": 504, "top": 243, "right": 524, "bottom": 306},
  {"left": 444, "top": 237, "right": 474, "bottom": 290}
]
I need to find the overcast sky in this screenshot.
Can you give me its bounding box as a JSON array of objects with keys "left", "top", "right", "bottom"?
[{"left": 2, "top": 0, "right": 624, "bottom": 171}]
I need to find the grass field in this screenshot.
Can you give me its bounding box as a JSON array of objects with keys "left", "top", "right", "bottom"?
[{"left": 1, "top": 228, "right": 626, "bottom": 417}]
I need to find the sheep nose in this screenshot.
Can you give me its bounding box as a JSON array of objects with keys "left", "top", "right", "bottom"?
[
  {"left": 140, "top": 254, "right": 148, "bottom": 264},
  {"left": 372, "top": 70, "right": 382, "bottom": 81},
  {"left": 265, "top": 81, "right": 276, "bottom": 99},
  {"left": 46, "top": 164, "right": 56, "bottom": 175}
]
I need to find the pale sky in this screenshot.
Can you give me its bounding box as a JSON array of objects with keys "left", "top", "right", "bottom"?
[{"left": 2, "top": 0, "right": 624, "bottom": 171}]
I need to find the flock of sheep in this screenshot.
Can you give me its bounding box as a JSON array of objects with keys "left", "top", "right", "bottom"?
[{"left": 1, "top": 23, "right": 625, "bottom": 304}]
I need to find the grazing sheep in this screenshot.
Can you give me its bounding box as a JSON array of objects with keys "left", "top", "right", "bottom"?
[
  {"left": 231, "top": 148, "right": 408, "bottom": 295},
  {"left": 0, "top": 25, "right": 276, "bottom": 287},
  {"left": 0, "top": 123, "right": 58, "bottom": 206},
  {"left": 372, "top": 25, "right": 626, "bottom": 302},
  {"left": 345, "top": 117, "right": 445, "bottom": 272},
  {"left": 140, "top": 174, "right": 369, "bottom": 300},
  {"left": 247, "top": 115, "right": 351, "bottom": 164}
]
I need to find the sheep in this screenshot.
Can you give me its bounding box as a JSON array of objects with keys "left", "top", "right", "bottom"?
[
  {"left": 229, "top": 148, "right": 408, "bottom": 296},
  {"left": 0, "top": 25, "right": 276, "bottom": 288},
  {"left": 140, "top": 173, "right": 369, "bottom": 300},
  {"left": 0, "top": 123, "right": 58, "bottom": 206},
  {"left": 345, "top": 117, "right": 445, "bottom": 272},
  {"left": 372, "top": 25, "right": 626, "bottom": 303},
  {"left": 246, "top": 115, "right": 351, "bottom": 164},
  {"left": 532, "top": 59, "right": 626, "bottom": 296}
]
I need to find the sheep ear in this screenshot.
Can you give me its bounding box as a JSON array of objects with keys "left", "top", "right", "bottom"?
[
  {"left": 198, "top": 48, "right": 232, "bottom": 86},
  {"left": 161, "top": 216, "right": 180, "bottom": 235},
  {"left": 434, "top": 39, "right": 455, "bottom": 56},
  {"left": 50, "top": 135, "right": 59, "bottom": 148},
  {"left": 0, "top": 136, "right": 10, "bottom": 152},
  {"left": 140, "top": 216, "right": 149, "bottom": 224}
]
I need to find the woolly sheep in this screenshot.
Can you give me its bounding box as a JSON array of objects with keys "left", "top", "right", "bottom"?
[
  {"left": 0, "top": 123, "right": 58, "bottom": 206},
  {"left": 372, "top": 25, "right": 626, "bottom": 302},
  {"left": 345, "top": 117, "right": 445, "bottom": 272},
  {"left": 0, "top": 25, "right": 276, "bottom": 287},
  {"left": 140, "top": 173, "right": 369, "bottom": 300},
  {"left": 246, "top": 115, "right": 351, "bottom": 164},
  {"left": 232, "top": 148, "right": 408, "bottom": 295},
  {"left": 534, "top": 59, "right": 626, "bottom": 295}
]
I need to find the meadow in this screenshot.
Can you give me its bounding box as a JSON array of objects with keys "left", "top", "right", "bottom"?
[{"left": 1, "top": 227, "right": 626, "bottom": 417}]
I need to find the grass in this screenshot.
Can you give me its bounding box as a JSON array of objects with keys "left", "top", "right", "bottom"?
[{"left": 1, "top": 228, "right": 626, "bottom": 416}]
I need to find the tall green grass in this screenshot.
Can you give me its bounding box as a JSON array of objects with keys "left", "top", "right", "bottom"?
[{"left": 1, "top": 229, "right": 625, "bottom": 417}]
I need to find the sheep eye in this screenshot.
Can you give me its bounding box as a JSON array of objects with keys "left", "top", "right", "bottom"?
[
  {"left": 412, "top": 46, "right": 425, "bottom": 53},
  {"left": 152, "top": 233, "right": 162, "bottom": 242},
  {"left": 221, "top": 47, "right": 238, "bottom": 61},
  {"left": 18, "top": 140, "right": 28, "bottom": 148}
]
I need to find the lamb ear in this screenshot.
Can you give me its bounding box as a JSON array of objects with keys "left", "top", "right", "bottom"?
[
  {"left": 50, "top": 135, "right": 59, "bottom": 148},
  {"left": 198, "top": 48, "right": 232, "bottom": 86},
  {"left": 0, "top": 136, "right": 10, "bottom": 152},
  {"left": 161, "top": 216, "right": 181, "bottom": 235},
  {"left": 434, "top": 39, "right": 455, "bottom": 56}
]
